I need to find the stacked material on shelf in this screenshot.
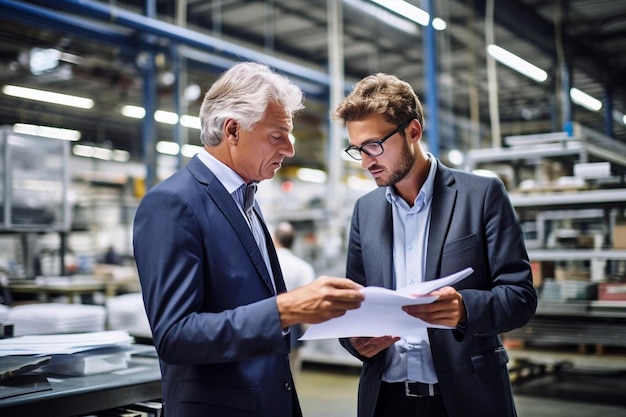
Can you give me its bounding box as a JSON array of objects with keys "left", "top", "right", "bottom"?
[
  {"left": 541, "top": 280, "right": 598, "bottom": 301},
  {"left": 8, "top": 303, "right": 106, "bottom": 336},
  {"left": 106, "top": 292, "right": 151, "bottom": 338},
  {"left": 0, "top": 330, "right": 134, "bottom": 376}
]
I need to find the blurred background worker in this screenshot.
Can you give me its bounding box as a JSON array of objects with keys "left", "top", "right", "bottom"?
[{"left": 273, "top": 221, "right": 316, "bottom": 384}]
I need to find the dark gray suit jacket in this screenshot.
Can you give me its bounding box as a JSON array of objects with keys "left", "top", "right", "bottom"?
[
  {"left": 341, "top": 161, "right": 537, "bottom": 417},
  {"left": 134, "top": 156, "right": 300, "bottom": 417}
]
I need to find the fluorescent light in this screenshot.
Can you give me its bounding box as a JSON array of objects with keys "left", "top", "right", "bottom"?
[
  {"left": 182, "top": 144, "right": 202, "bottom": 157},
  {"left": 2, "top": 85, "right": 94, "bottom": 109},
  {"left": 487, "top": 45, "right": 548, "bottom": 83},
  {"left": 73, "top": 144, "right": 113, "bottom": 160},
  {"left": 121, "top": 106, "right": 201, "bottom": 129},
  {"left": 112, "top": 149, "right": 130, "bottom": 162},
  {"left": 612, "top": 110, "right": 626, "bottom": 126},
  {"left": 570, "top": 88, "right": 602, "bottom": 112},
  {"left": 155, "top": 110, "right": 179, "bottom": 125},
  {"left": 92, "top": 146, "right": 113, "bottom": 160},
  {"left": 180, "top": 115, "right": 201, "bottom": 129},
  {"left": 156, "top": 141, "right": 203, "bottom": 157},
  {"left": 370, "top": 0, "right": 446, "bottom": 30},
  {"left": 296, "top": 167, "right": 327, "bottom": 183},
  {"left": 473, "top": 169, "right": 499, "bottom": 178},
  {"left": 72, "top": 144, "right": 129, "bottom": 161},
  {"left": 121, "top": 105, "right": 146, "bottom": 119},
  {"left": 72, "top": 144, "right": 95, "bottom": 158},
  {"left": 13, "top": 123, "right": 81, "bottom": 141},
  {"left": 343, "top": 0, "right": 417, "bottom": 34},
  {"left": 156, "top": 141, "right": 180, "bottom": 155}
]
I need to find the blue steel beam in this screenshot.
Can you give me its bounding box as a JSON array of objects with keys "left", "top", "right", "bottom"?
[
  {"left": 0, "top": 0, "right": 134, "bottom": 50},
  {"left": 37, "top": 0, "right": 332, "bottom": 87},
  {"left": 0, "top": 0, "right": 331, "bottom": 100}
]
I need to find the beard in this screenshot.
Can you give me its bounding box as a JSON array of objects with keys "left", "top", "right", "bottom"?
[{"left": 373, "top": 143, "right": 415, "bottom": 187}]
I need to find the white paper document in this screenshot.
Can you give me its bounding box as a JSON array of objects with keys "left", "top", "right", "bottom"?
[{"left": 300, "top": 267, "right": 474, "bottom": 340}]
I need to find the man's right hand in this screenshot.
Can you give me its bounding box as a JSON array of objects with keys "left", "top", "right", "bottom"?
[{"left": 276, "top": 277, "right": 364, "bottom": 328}]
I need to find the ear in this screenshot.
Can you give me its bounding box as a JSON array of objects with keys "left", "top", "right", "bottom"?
[
  {"left": 408, "top": 119, "right": 423, "bottom": 143},
  {"left": 224, "top": 118, "right": 239, "bottom": 145}
]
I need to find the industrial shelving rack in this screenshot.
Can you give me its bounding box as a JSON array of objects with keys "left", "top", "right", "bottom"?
[{"left": 466, "top": 124, "right": 626, "bottom": 352}]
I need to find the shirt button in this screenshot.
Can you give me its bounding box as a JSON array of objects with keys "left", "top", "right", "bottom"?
[
  {"left": 408, "top": 244, "right": 413, "bottom": 249},
  {"left": 284, "top": 382, "right": 292, "bottom": 391}
]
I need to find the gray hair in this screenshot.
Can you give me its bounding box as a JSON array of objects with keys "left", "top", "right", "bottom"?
[{"left": 199, "top": 62, "right": 305, "bottom": 146}]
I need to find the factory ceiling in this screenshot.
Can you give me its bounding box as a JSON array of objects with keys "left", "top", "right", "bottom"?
[{"left": 0, "top": 0, "right": 625, "bottom": 173}]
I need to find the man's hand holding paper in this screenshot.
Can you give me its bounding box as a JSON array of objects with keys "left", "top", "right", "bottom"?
[{"left": 300, "top": 267, "right": 474, "bottom": 340}]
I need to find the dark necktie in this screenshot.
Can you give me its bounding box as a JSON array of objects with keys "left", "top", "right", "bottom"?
[{"left": 244, "top": 182, "right": 257, "bottom": 215}]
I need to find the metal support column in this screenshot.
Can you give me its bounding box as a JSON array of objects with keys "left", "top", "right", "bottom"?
[
  {"left": 142, "top": 0, "right": 158, "bottom": 189},
  {"left": 422, "top": 0, "right": 440, "bottom": 157},
  {"left": 561, "top": 63, "right": 573, "bottom": 136},
  {"left": 325, "top": 0, "right": 345, "bottom": 270},
  {"left": 604, "top": 88, "right": 614, "bottom": 139}
]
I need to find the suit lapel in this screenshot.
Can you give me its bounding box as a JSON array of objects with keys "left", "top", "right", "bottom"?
[
  {"left": 366, "top": 191, "right": 395, "bottom": 290},
  {"left": 256, "top": 211, "right": 287, "bottom": 294},
  {"left": 380, "top": 202, "right": 395, "bottom": 290},
  {"left": 187, "top": 157, "right": 277, "bottom": 294},
  {"left": 425, "top": 164, "right": 457, "bottom": 281}
]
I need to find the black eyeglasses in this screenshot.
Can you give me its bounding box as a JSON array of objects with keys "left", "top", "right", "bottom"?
[{"left": 344, "top": 119, "right": 412, "bottom": 161}]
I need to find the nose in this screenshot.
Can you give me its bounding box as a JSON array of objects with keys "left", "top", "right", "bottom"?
[
  {"left": 361, "top": 152, "right": 374, "bottom": 168},
  {"left": 281, "top": 136, "right": 295, "bottom": 158}
]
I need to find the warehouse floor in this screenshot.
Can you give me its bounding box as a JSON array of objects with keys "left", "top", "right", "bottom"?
[{"left": 297, "top": 347, "right": 626, "bottom": 417}]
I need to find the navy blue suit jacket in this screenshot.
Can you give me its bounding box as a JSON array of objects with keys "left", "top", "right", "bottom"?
[
  {"left": 340, "top": 161, "right": 537, "bottom": 417},
  {"left": 133, "top": 155, "right": 300, "bottom": 417}
]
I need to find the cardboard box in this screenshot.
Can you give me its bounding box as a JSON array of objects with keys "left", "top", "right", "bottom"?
[
  {"left": 614, "top": 224, "right": 626, "bottom": 249},
  {"left": 530, "top": 261, "right": 555, "bottom": 288},
  {"left": 598, "top": 282, "right": 626, "bottom": 301}
]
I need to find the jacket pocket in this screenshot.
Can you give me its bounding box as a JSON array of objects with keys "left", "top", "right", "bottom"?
[
  {"left": 470, "top": 346, "right": 509, "bottom": 373},
  {"left": 178, "top": 381, "right": 257, "bottom": 410},
  {"left": 442, "top": 233, "right": 478, "bottom": 255}
]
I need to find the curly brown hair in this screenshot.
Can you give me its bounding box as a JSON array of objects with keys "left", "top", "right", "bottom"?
[{"left": 332, "top": 73, "right": 424, "bottom": 130}]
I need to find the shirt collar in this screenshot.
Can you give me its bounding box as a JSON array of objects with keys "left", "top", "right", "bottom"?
[
  {"left": 196, "top": 147, "right": 246, "bottom": 194},
  {"left": 385, "top": 153, "right": 437, "bottom": 209}
]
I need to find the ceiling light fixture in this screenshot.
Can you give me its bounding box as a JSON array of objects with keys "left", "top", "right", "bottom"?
[
  {"left": 370, "top": 0, "right": 446, "bottom": 30},
  {"left": 181, "top": 144, "right": 202, "bottom": 157},
  {"left": 343, "top": 0, "right": 417, "bottom": 34},
  {"left": 296, "top": 167, "right": 327, "bottom": 184},
  {"left": 156, "top": 141, "right": 180, "bottom": 155},
  {"left": 2, "top": 85, "right": 94, "bottom": 109},
  {"left": 570, "top": 88, "right": 602, "bottom": 112},
  {"left": 154, "top": 110, "right": 179, "bottom": 125},
  {"left": 155, "top": 141, "right": 203, "bottom": 157},
  {"left": 180, "top": 115, "right": 201, "bottom": 129},
  {"left": 120, "top": 105, "right": 146, "bottom": 119},
  {"left": 120, "top": 105, "right": 201, "bottom": 129},
  {"left": 12, "top": 123, "right": 81, "bottom": 141},
  {"left": 487, "top": 45, "right": 548, "bottom": 83}
]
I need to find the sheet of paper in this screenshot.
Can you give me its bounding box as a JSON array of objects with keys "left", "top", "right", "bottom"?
[{"left": 300, "top": 267, "right": 474, "bottom": 340}]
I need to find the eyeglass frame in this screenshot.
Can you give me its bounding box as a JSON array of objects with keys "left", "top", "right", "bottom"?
[{"left": 344, "top": 119, "right": 413, "bottom": 161}]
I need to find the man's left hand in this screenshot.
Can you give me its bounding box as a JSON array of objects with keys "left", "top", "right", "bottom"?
[{"left": 402, "top": 286, "right": 466, "bottom": 327}]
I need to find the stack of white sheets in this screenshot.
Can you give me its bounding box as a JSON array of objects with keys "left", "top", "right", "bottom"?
[{"left": 8, "top": 303, "right": 106, "bottom": 336}]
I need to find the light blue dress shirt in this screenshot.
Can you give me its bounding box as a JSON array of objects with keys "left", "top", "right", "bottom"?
[{"left": 382, "top": 154, "right": 438, "bottom": 384}]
